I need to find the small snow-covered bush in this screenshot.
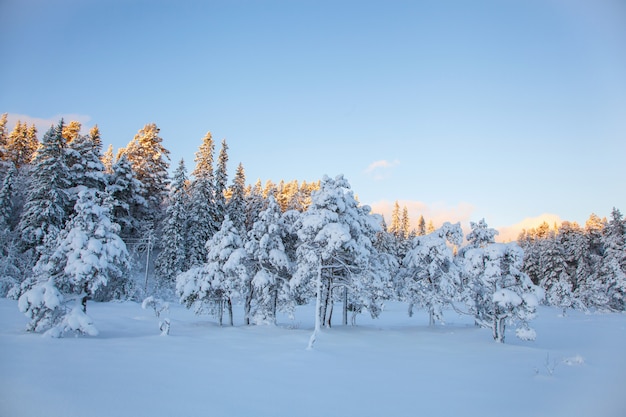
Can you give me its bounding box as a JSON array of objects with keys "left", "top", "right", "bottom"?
[
  {"left": 18, "top": 279, "right": 99, "bottom": 337},
  {"left": 18, "top": 279, "right": 65, "bottom": 333},
  {"left": 142, "top": 296, "right": 170, "bottom": 335},
  {"left": 44, "top": 306, "right": 99, "bottom": 338}
]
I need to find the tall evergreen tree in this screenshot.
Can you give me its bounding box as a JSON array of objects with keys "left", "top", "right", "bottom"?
[
  {"left": 292, "top": 175, "right": 387, "bottom": 348},
  {"left": 118, "top": 123, "right": 170, "bottom": 221},
  {"left": 213, "top": 139, "right": 229, "bottom": 229},
  {"left": 0, "top": 113, "right": 8, "bottom": 161},
  {"left": 106, "top": 154, "right": 146, "bottom": 239},
  {"left": 245, "top": 196, "right": 292, "bottom": 324},
  {"left": 38, "top": 189, "right": 130, "bottom": 311},
  {"left": 155, "top": 159, "right": 190, "bottom": 289},
  {"left": 417, "top": 215, "right": 426, "bottom": 236},
  {"left": 599, "top": 208, "right": 626, "bottom": 310},
  {"left": 6, "top": 121, "right": 39, "bottom": 168},
  {"left": 18, "top": 121, "right": 70, "bottom": 255},
  {"left": 187, "top": 132, "right": 218, "bottom": 267},
  {"left": 227, "top": 162, "right": 246, "bottom": 234}
]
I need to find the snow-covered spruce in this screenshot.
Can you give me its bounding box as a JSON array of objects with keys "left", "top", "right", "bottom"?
[{"left": 460, "top": 220, "right": 543, "bottom": 343}]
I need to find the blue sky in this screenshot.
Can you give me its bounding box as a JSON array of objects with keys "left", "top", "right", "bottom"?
[{"left": 1, "top": 0, "right": 625, "bottom": 238}]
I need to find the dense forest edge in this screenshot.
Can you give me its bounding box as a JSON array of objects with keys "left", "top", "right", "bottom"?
[{"left": 0, "top": 115, "right": 624, "bottom": 345}]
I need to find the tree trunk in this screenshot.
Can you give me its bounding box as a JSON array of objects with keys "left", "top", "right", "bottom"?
[
  {"left": 218, "top": 299, "right": 224, "bottom": 327},
  {"left": 244, "top": 285, "right": 253, "bottom": 325},
  {"left": 308, "top": 265, "right": 323, "bottom": 350},
  {"left": 342, "top": 286, "right": 348, "bottom": 326},
  {"left": 227, "top": 298, "right": 234, "bottom": 326},
  {"left": 81, "top": 282, "right": 89, "bottom": 313},
  {"left": 271, "top": 285, "right": 278, "bottom": 325}
]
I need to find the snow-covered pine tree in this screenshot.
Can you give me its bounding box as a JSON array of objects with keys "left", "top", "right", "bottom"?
[
  {"left": 292, "top": 175, "right": 386, "bottom": 348},
  {"left": 0, "top": 113, "right": 8, "bottom": 161},
  {"left": 6, "top": 121, "right": 39, "bottom": 168},
  {"left": 66, "top": 128, "right": 107, "bottom": 205},
  {"left": 539, "top": 230, "right": 576, "bottom": 315},
  {"left": 599, "top": 208, "right": 626, "bottom": 311},
  {"left": 155, "top": 159, "right": 190, "bottom": 290},
  {"left": 245, "top": 195, "right": 292, "bottom": 325},
  {"left": 213, "top": 139, "right": 229, "bottom": 230},
  {"left": 43, "top": 189, "right": 130, "bottom": 310},
  {"left": 102, "top": 144, "right": 114, "bottom": 174},
  {"left": 400, "top": 222, "right": 463, "bottom": 325},
  {"left": 106, "top": 154, "right": 147, "bottom": 239},
  {"left": 18, "top": 120, "right": 71, "bottom": 256},
  {"left": 177, "top": 217, "right": 248, "bottom": 326},
  {"left": 227, "top": 162, "right": 246, "bottom": 234},
  {"left": 462, "top": 220, "right": 543, "bottom": 343},
  {"left": 118, "top": 123, "right": 170, "bottom": 223},
  {"left": 244, "top": 179, "right": 267, "bottom": 232},
  {"left": 187, "top": 132, "right": 218, "bottom": 267},
  {"left": 417, "top": 215, "right": 426, "bottom": 236}
]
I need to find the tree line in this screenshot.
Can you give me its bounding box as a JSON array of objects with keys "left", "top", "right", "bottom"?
[{"left": 0, "top": 115, "right": 624, "bottom": 343}]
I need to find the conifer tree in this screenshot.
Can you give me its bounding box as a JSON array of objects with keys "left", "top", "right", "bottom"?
[
  {"left": 599, "top": 208, "right": 626, "bottom": 310},
  {"left": 213, "top": 139, "right": 229, "bottom": 229},
  {"left": 6, "top": 121, "right": 39, "bottom": 168},
  {"left": 106, "top": 154, "right": 146, "bottom": 238},
  {"left": 187, "top": 132, "right": 218, "bottom": 267},
  {"left": 0, "top": 113, "right": 8, "bottom": 161},
  {"left": 389, "top": 200, "right": 401, "bottom": 238},
  {"left": 66, "top": 130, "right": 107, "bottom": 203},
  {"left": 417, "top": 215, "right": 426, "bottom": 236},
  {"left": 118, "top": 123, "right": 170, "bottom": 221},
  {"left": 227, "top": 162, "right": 246, "bottom": 234},
  {"left": 245, "top": 196, "right": 292, "bottom": 324},
  {"left": 401, "top": 206, "right": 410, "bottom": 239},
  {"left": 39, "top": 189, "right": 130, "bottom": 311},
  {"left": 18, "top": 121, "right": 70, "bottom": 255},
  {"left": 155, "top": 159, "right": 190, "bottom": 289},
  {"left": 244, "top": 179, "right": 267, "bottom": 232},
  {"left": 177, "top": 217, "right": 248, "bottom": 326},
  {"left": 102, "top": 144, "right": 114, "bottom": 174}
]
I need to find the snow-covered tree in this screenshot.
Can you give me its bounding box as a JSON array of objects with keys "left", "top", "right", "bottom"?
[
  {"left": 245, "top": 196, "right": 292, "bottom": 324},
  {"left": 155, "top": 159, "right": 190, "bottom": 290},
  {"left": 539, "top": 231, "right": 577, "bottom": 315},
  {"left": 41, "top": 189, "right": 130, "bottom": 310},
  {"left": 117, "top": 123, "right": 170, "bottom": 221},
  {"left": 462, "top": 220, "right": 542, "bottom": 342},
  {"left": 400, "top": 222, "right": 463, "bottom": 325},
  {"left": 292, "top": 175, "right": 386, "bottom": 348},
  {"left": 187, "top": 132, "right": 218, "bottom": 267},
  {"left": 599, "top": 208, "right": 626, "bottom": 311},
  {"left": 18, "top": 120, "right": 71, "bottom": 256},
  {"left": 66, "top": 129, "right": 107, "bottom": 202},
  {"left": 213, "top": 139, "right": 229, "bottom": 228},
  {"left": 227, "top": 162, "right": 246, "bottom": 234},
  {"left": 177, "top": 217, "right": 248, "bottom": 326},
  {"left": 5, "top": 121, "right": 39, "bottom": 168},
  {"left": 106, "top": 154, "right": 146, "bottom": 239}
]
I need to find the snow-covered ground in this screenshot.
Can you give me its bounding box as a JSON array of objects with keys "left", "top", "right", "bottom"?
[{"left": 1, "top": 298, "right": 625, "bottom": 417}]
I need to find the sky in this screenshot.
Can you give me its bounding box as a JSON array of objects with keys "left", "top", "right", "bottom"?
[{"left": 1, "top": 0, "right": 625, "bottom": 240}]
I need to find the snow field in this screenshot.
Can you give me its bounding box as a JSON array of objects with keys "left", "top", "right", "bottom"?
[{"left": 1, "top": 299, "right": 625, "bottom": 417}]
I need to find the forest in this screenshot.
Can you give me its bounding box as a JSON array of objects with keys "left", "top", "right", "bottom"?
[{"left": 1, "top": 114, "right": 624, "bottom": 344}]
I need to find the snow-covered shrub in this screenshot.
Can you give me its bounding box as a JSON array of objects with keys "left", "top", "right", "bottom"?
[
  {"left": 43, "top": 306, "right": 99, "bottom": 338},
  {"left": 142, "top": 296, "right": 170, "bottom": 335},
  {"left": 17, "top": 279, "right": 65, "bottom": 332}
]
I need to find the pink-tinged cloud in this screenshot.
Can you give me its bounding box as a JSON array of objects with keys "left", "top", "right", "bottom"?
[
  {"left": 370, "top": 199, "right": 475, "bottom": 232},
  {"left": 5, "top": 113, "right": 92, "bottom": 134},
  {"left": 364, "top": 159, "right": 400, "bottom": 180},
  {"left": 496, "top": 213, "right": 563, "bottom": 242}
]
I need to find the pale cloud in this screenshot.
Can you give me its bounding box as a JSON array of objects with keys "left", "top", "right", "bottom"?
[
  {"left": 496, "top": 213, "right": 563, "bottom": 242},
  {"left": 370, "top": 199, "right": 475, "bottom": 232},
  {"left": 364, "top": 159, "right": 400, "bottom": 180},
  {"left": 5, "top": 113, "right": 92, "bottom": 134}
]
